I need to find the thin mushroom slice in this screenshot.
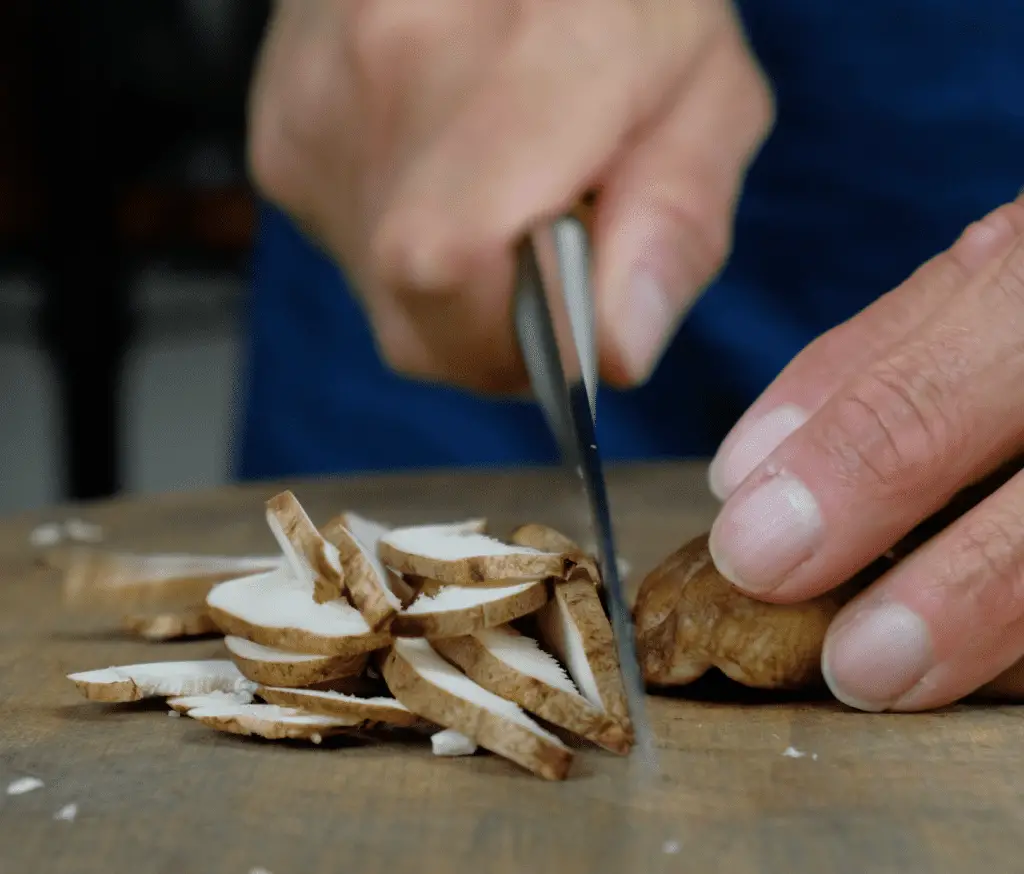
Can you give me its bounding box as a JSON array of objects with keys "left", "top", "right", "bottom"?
[
  {"left": 431, "top": 729, "right": 478, "bottom": 757},
  {"left": 508, "top": 523, "right": 601, "bottom": 585},
  {"left": 67, "top": 659, "right": 256, "bottom": 703},
  {"left": 536, "top": 580, "right": 632, "bottom": 736},
  {"left": 206, "top": 570, "right": 391, "bottom": 657},
  {"left": 256, "top": 685, "right": 425, "bottom": 727},
  {"left": 379, "top": 526, "right": 573, "bottom": 586},
  {"left": 434, "top": 627, "right": 630, "bottom": 755},
  {"left": 59, "top": 549, "right": 282, "bottom": 609},
  {"left": 265, "top": 490, "right": 345, "bottom": 604},
  {"left": 392, "top": 581, "right": 548, "bottom": 638},
  {"left": 320, "top": 520, "right": 410, "bottom": 631},
  {"left": 168, "top": 690, "right": 256, "bottom": 713},
  {"left": 383, "top": 638, "right": 572, "bottom": 781},
  {"left": 122, "top": 608, "right": 220, "bottom": 641},
  {"left": 186, "top": 703, "right": 361, "bottom": 742},
  {"left": 223, "top": 635, "right": 369, "bottom": 688}
]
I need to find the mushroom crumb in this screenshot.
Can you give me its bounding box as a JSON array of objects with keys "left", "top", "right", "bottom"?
[
  {"left": 6, "top": 777, "right": 44, "bottom": 796},
  {"left": 782, "top": 746, "right": 818, "bottom": 759},
  {"left": 54, "top": 803, "right": 78, "bottom": 822},
  {"left": 662, "top": 840, "right": 682, "bottom": 855}
]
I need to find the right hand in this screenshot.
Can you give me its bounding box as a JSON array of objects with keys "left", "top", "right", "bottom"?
[{"left": 247, "top": 0, "right": 774, "bottom": 392}]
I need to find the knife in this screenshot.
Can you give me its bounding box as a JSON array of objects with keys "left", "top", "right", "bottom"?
[{"left": 513, "top": 215, "right": 657, "bottom": 770}]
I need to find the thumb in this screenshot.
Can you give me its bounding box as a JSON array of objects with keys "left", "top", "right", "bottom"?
[{"left": 593, "top": 31, "right": 774, "bottom": 387}]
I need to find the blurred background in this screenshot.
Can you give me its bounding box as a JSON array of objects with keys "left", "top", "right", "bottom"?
[{"left": 0, "top": 0, "right": 272, "bottom": 515}]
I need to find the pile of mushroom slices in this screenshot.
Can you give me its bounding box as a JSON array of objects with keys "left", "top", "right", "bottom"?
[{"left": 67, "top": 492, "right": 634, "bottom": 780}]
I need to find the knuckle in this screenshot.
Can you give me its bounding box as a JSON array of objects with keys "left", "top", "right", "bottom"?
[
  {"left": 820, "top": 351, "right": 963, "bottom": 494},
  {"left": 940, "top": 509, "right": 1024, "bottom": 624}
]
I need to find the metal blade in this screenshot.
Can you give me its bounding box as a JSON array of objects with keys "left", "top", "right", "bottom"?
[{"left": 514, "top": 217, "right": 657, "bottom": 770}]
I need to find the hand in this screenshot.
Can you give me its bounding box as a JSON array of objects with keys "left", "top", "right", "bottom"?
[
  {"left": 247, "top": 0, "right": 773, "bottom": 392},
  {"left": 706, "top": 192, "right": 1024, "bottom": 712}
]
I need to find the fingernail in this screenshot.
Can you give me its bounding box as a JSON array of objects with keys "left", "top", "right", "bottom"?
[
  {"left": 708, "top": 472, "right": 823, "bottom": 594},
  {"left": 614, "top": 268, "right": 676, "bottom": 384},
  {"left": 822, "top": 603, "right": 934, "bottom": 711},
  {"left": 709, "top": 405, "right": 809, "bottom": 500}
]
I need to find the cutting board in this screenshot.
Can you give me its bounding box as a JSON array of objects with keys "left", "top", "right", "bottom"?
[{"left": 0, "top": 463, "right": 1020, "bottom": 874}]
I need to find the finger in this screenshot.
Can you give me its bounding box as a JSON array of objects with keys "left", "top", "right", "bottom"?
[
  {"left": 708, "top": 199, "right": 1024, "bottom": 500},
  {"left": 591, "top": 27, "right": 774, "bottom": 387},
  {"left": 372, "top": 1, "right": 730, "bottom": 295},
  {"left": 708, "top": 223, "right": 1024, "bottom": 601},
  {"left": 820, "top": 470, "right": 1024, "bottom": 711}
]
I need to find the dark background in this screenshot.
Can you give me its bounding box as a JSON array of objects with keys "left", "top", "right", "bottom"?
[{"left": 0, "top": 1, "right": 272, "bottom": 513}]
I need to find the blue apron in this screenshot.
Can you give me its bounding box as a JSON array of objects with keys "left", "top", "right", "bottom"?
[{"left": 236, "top": 1, "right": 1024, "bottom": 480}]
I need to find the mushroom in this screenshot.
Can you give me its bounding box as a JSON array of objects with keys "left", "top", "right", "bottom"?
[
  {"left": 507, "top": 523, "right": 600, "bottom": 584},
  {"left": 391, "top": 580, "right": 549, "bottom": 638},
  {"left": 633, "top": 533, "right": 856, "bottom": 690},
  {"left": 378, "top": 525, "right": 574, "bottom": 585},
  {"left": 205, "top": 570, "right": 391, "bottom": 657},
  {"left": 167, "top": 690, "right": 256, "bottom": 713},
  {"left": 434, "top": 627, "right": 630, "bottom": 754},
  {"left": 265, "top": 490, "right": 345, "bottom": 604},
  {"left": 256, "top": 686, "right": 425, "bottom": 728},
  {"left": 67, "top": 660, "right": 256, "bottom": 703},
  {"left": 185, "top": 703, "right": 361, "bottom": 742},
  {"left": 383, "top": 638, "right": 573, "bottom": 781},
  {"left": 320, "top": 518, "right": 411, "bottom": 631},
  {"left": 223, "top": 635, "right": 369, "bottom": 688},
  {"left": 536, "top": 580, "right": 632, "bottom": 735}
]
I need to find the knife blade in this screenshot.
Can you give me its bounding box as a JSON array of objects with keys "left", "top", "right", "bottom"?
[{"left": 513, "top": 215, "right": 657, "bottom": 770}]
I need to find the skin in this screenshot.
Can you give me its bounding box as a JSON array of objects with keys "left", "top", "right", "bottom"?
[{"left": 248, "top": 1, "right": 1024, "bottom": 711}]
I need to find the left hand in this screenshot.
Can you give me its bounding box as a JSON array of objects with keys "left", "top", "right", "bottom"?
[{"left": 705, "top": 191, "right": 1024, "bottom": 712}]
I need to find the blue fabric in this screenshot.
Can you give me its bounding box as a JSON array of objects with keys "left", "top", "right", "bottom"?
[{"left": 236, "top": 0, "right": 1024, "bottom": 481}]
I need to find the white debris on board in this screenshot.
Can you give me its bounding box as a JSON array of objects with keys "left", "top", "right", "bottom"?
[
  {"left": 782, "top": 746, "right": 818, "bottom": 760},
  {"left": 249, "top": 868, "right": 274, "bottom": 874},
  {"left": 29, "top": 523, "right": 63, "bottom": 547},
  {"left": 662, "top": 840, "right": 682, "bottom": 855},
  {"left": 54, "top": 803, "right": 78, "bottom": 822},
  {"left": 431, "top": 729, "right": 478, "bottom": 757},
  {"left": 6, "top": 777, "right": 44, "bottom": 796},
  {"left": 167, "top": 710, "right": 181, "bottom": 719},
  {"left": 29, "top": 519, "right": 104, "bottom": 547}
]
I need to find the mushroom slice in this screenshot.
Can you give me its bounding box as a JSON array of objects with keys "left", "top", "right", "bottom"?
[
  {"left": 536, "top": 581, "right": 632, "bottom": 735},
  {"left": 379, "top": 526, "right": 573, "bottom": 585},
  {"left": 383, "top": 639, "right": 572, "bottom": 781},
  {"left": 122, "top": 608, "right": 219, "bottom": 641},
  {"left": 508, "top": 523, "right": 601, "bottom": 585},
  {"left": 167, "top": 690, "right": 256, "bottom": 713},
  {"left": 434, "top": 627, "right": 630, "bottom": 755},
  {"left": 206, "top": 570, "right": 391, "bottom": 656},
  {"left": 186, "top": 703, "right": 359, "bottom": 742},
  {"left": 60, "top": 549, "right": 282, "bottom": 609},
  {"left": 257, "top": 686, "right": 424, "bottom": 727},
  {"left": 320, "top": 520, "right": 410, "bottom": 631},
  {"left": 392, "top": 581, "right": 548, "bottom": 638},
  {"left": 265, "top": 490, "right": 345, "bottom": 604},
  {"left": 67, "top": 659, "right": 255, "bottom": 703},
  {"left": 224, "top": 635, "right": 369, "bottom": 687},
  {"left": 431, "top": 729, "right": 478, "bottom": 757}
]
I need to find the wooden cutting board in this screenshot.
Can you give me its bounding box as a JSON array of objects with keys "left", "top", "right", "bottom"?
[{"left": 0, "top": 462, "right": 1020, "bottom": 874}]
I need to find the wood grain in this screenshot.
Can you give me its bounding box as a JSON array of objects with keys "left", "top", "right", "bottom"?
[{"left": 0, "top": 462, "right": 1021, "bottom": 874}]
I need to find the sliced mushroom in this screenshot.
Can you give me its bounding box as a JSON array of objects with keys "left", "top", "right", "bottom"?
[
  {"left": 633, "top": 533, "right": 851, "bottom": 690},
  {"left": 536, "top": 580, "right": 632, "bottom": 735},
  {"left": 60, "top": 549, "right": 282, "bottom": 609},
  {"left": 186, "top": 703, "right": 361, "bottom": 742},
  {"left": 266, "top": 490, "right": 345, "bottom": 604},
  {"left": 206, "top": 570, "right": 391, "bottom": 657},
  {"left": 508, "top": 523, "right": 600, "bottom": 584},
  {"left": 434, "top": 627, "right": 630, "bottom": 755},
  {"left": 379, "top": 526, "right": 573, "bottom": 585},
  {"left": 392, "top": 581, "right": 548, "bottom": 638},
  {"left": 383, "top": 638, "right": 572, "bottom": 781},
  {"left": 223, "top": 635, "right": 369, "bottom": 687},
  {"left": 167, "top": 690, "right": 256, "bottom": 713},
  {"left": 320, "top": 519, "right": 410, "bottom": 631},
  {"left": 122, "top": 608, "right": 219, "bottom": 641},
  {"left": 256, "top": 686, "right": 424, "bottom": 727},
  {"left": 67, "top": 660, "right": 255, "bottom": 703}
]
